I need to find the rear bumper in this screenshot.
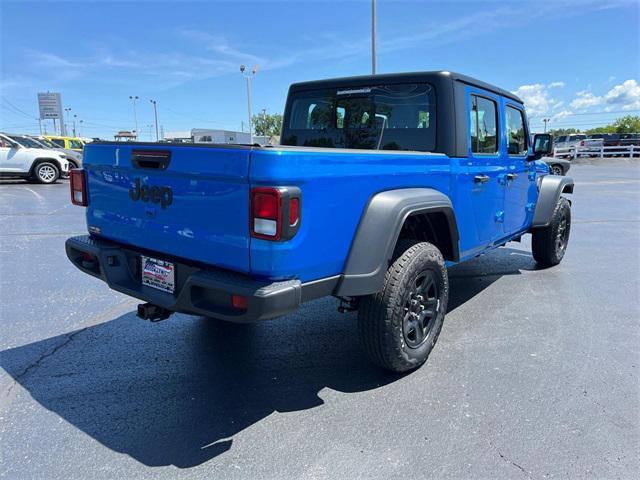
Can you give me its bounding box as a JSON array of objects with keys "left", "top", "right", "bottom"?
[{"left": 65, "top": 235, "right": 338, "bottom": 322}]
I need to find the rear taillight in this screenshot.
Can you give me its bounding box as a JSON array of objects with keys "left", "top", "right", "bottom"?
[
  {"left": 70, "top": 169, "right": 87, "bottom": 206},
  {"left": 250, "top": 186, "right": 301, "bottom": 241}
]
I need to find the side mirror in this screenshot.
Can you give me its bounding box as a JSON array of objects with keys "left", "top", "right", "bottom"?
[{"left": 530, "top": 133, "right": 553, "bottom": 160}]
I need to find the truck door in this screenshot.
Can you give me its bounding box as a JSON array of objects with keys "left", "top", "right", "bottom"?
[
  {"left": 461, "top": 91, "right": 506, "bottom": 252},
  {"left": 503, "top": 103, "right": 534, "bottom": 235}
]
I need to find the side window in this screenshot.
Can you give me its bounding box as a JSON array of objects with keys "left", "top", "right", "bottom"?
[
  {"left": 69, "top": 139, "right": 84, "bottom": 149},
  {"left": 470, "top": 95, "right": 498, "bottom": 154},
  {"left": 505, "top": 106, "right": 528, "bottom": 155},
  {"left": 51, "top": 139, "right": 65, "bottom": 148}
]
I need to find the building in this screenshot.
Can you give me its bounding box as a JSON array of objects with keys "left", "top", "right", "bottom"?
[{"left": 191, "top": 129, "right": 251, "bottom": 144}]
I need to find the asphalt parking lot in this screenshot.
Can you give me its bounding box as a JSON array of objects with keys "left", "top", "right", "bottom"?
[{"left": 1, "top": 162, "right": 639, "bottom": 480}]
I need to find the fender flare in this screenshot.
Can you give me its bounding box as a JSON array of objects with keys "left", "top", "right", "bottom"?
[
  {"left": 29, "top": 158, "right": 63, "bottom": 177},
  {"left": 336, "top": 188, "right": 459, "bottom": 297},
  {"left": 531, "top": 174, "right": 574, "bottom": 228}
]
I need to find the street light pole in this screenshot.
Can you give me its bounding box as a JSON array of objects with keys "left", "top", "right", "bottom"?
[
  {"left": 240, "top": 64, "right": 259, "bottom": 144},
  {"left": 372, "top": 0, "right": 377, "bottom": 74},
  {"left": 543, "top": 118, "right": 551, "bottom": 133},
  {"left": 73, "top": 114, "right": 77, "bottom": 137},
  {"left": 78, "top": 120, "right": 83, "bottom": 137},
  {"left": 150, "top": 99, "right": 159, "bottom": 141},
  {"left": 64, "top": 107, "right": 72, "bottom": 136},
  {"left": 129, "top": 95, "right": 139, "bottom": 136}
]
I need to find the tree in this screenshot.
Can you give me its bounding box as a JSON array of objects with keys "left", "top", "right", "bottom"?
[
  {"left": 252, "top": 112, "right": 283, "bottom": 137},
  {"left": 549, "top": 128, "right": 580, "bottom": 136},
  {"left": 612, "top": 115, "right": 640, "bottom": 133}
]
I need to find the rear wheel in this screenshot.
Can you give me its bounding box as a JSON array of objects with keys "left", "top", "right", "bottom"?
[
  {"left": 357, "top": 241, "right": 448, "bottom": 373},
  {"left": 532, "top": 197, "right": 571, "bottom": 267},
  {"left": 33, "top": 162, "right": 59, "bottom": 184}
]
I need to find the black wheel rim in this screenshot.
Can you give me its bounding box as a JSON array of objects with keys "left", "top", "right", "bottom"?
[
  {"left": 402, "top": 270, "right": 440, "bottom": 349},
  {"left": 555, "top": 213, "right": 569, "bottom": 255}
]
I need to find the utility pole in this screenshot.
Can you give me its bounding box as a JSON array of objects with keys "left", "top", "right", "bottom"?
[
  {"left": 240, "top": 64, "right": 258, "bottom": 144},
  {"left": 129, "top": 95, "right": 139, "bottom": 135},
  {"left": 372, "top": 0, "right": 377, "bottom": 74},
  {"left": 64, "top": 107, "right": 72, "bottom": 136},
  {"left": 38, "top": 118, "right": 42, "bottom": 135},
  {"left": 543, "top": 117, "right": 551, "bottom": 133},
  {"left": 150, "top": 99, "right": 159, "bottom": 141}
]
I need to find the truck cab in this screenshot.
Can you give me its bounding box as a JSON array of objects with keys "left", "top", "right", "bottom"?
[{"left": 66, "top": 71, "right": 573, "bottom": 372}]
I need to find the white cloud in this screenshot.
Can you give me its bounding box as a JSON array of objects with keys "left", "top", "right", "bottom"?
[
  {"left": 512, "top": 82, "right": 564, "bottom": 117},
  {"left": 604, "top": 79, "right": 640, "bottom": 110},
  {"left": 569, "top": 79, "right": 640, "bottom": 111},
  {"left": 570, "top": 90, "right": 603, "bottom": 110},
  {"left": 552, "top": 110, "right": 573, "bottom": 121}
]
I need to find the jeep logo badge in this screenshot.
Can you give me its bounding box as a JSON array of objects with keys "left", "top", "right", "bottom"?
[{"left": 129, "top": 178, "right": 173, "bottom": 209}]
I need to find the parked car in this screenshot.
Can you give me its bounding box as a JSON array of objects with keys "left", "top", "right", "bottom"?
[
  {"left": 619, "top": 133, "right": 639, "bottom": 146},
  {"left": 29, "top": 136, "right": 83, "bottom": 169},
  {"left": 554, "top": 134, "right": 586, "bottom": 150},
  {"left": 5, "top": 134, "right": 82, "bottom": 170},
  {"left": 0, "top": 132, "right": 70, "bottom": 183},
  {"left": 543, "top": 156, "right": 571, "bottom": 175},
  {"left": 66, "top": 71, "right": 573, "bottom": 373},
  {"left": 42, "top": 135, "right": 85, "bottom": 152}
]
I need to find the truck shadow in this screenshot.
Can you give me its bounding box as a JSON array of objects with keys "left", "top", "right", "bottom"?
[{"left": 0, "top": 247, "right": 536, "bottom": 468}]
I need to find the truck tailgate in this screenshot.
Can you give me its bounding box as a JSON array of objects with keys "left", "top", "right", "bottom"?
[{"left": 84, "top": 143, "right": 251, "bottom": 273}]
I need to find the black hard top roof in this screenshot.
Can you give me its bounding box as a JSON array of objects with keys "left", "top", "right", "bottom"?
[{"left": 289, "top": 70, "right": 523, "bottom": 104}]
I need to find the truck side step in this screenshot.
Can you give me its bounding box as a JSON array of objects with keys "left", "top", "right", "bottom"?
[{"left": 137, "top": 303, "right": 173, "bottom": 322}]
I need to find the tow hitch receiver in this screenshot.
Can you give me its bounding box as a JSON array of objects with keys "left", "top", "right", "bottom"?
[{"left": 137, "top": 303, "right": 173, "bottom": 322}]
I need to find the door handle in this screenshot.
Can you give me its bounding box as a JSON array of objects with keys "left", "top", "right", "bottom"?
[
  {"left": 506, "top": 173, "right": 518, "bottom": 181},
  {"left": 474, "top": 174, "right": 490, "bottom": 184}
]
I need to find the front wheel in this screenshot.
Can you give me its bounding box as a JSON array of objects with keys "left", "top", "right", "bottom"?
[
  {"left": 549, "top": 164, "right": 564, "bottom": 176},
  {"left": 357, "top": 241, "right": 449, "bottom": 373},
  {"left": 531, "top": 197, "right": 571, "bottom": 267},
  {"left": 33, "top": 162, "right": 60, "bottom": 184}
]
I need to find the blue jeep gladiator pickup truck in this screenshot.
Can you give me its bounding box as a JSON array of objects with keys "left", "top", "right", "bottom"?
[{"left": 66, "top": 71, "right": 573, "bottom": 372}]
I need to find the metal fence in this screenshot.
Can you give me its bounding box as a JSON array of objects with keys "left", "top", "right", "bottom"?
[{"left": 554, "top": 145, "right": 639, "bottom": 159}]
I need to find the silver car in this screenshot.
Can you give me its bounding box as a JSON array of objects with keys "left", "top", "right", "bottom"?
[{"left": 28, "top": 135, "right": 83, "bottom": 169}]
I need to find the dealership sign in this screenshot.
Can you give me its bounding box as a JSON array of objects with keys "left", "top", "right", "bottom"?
[{"left": 37, "top": 92, "right": 63, "bottom": 119}]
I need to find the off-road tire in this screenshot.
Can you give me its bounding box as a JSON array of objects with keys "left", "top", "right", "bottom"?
[
  {"left": 358, "top": 240, "right": 448, "bottom": 373},
  {"left": 532, "top": 197, "right": 571, "bottom": 267},
  {"left": 33, "top": 162, "right": 60, "bottom": 184}
]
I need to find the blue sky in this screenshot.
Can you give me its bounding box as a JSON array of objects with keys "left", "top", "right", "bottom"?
[{"left": 1, "top": 0, "right": 639, "bottom": 139}]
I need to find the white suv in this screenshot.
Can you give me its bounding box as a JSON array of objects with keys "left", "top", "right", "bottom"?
[{"left": 0, "top": 133, "right": 70, "bottom": 183}]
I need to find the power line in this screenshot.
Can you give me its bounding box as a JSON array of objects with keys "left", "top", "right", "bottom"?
[
  {"left": 529, "top": 108, "right": 640, "bottom": 119},
  {"left": 1, "top": 100, "right": 35, "bottom": 120}
]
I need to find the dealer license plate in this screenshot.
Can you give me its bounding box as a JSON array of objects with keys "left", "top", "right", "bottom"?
[{"left": 141, "top": 256, "right": 175, "bottom": 293}]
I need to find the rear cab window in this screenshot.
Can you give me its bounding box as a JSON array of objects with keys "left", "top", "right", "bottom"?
[{"left": 282, "top": 83, "right": 436, "bottom": 151}]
